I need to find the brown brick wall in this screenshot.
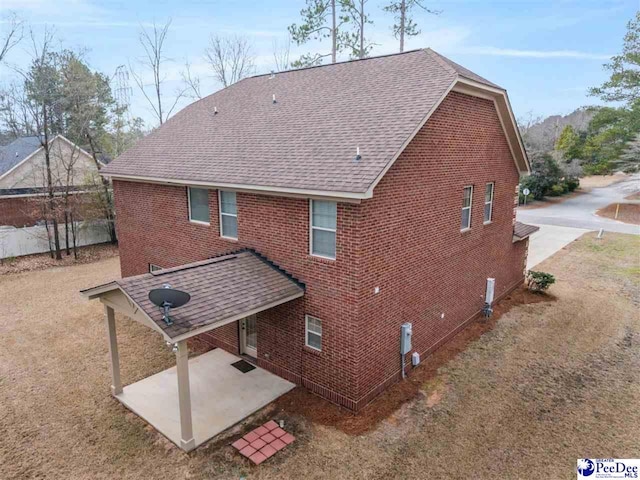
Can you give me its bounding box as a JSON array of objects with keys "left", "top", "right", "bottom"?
[
  {"left": 354, "top": 91, "right": 527, "bottom": 406},
  {"left": 0, "top": 193, "right": 95, "bottom": 227},
  {"left": 112, "top": 90, "right": 527, "bottom": 411},
  {"left": 113, "top": 181, "right": 362, "bottom": 402},
  {"left": 0, "top": 196, "right": 43, "bottom": 227}
]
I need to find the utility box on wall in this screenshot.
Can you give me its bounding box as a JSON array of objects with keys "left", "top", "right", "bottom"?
[{"left": 400, "top": 323, "right": 412, "bottom": 355}]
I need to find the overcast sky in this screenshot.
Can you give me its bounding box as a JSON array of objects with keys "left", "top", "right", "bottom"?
[{"left": 0, "top": 0, "right": 636, "bottom": 128}]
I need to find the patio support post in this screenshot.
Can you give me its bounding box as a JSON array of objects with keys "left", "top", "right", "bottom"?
[
  {"left": 104, "top": 305, "right": 122, "bottom": 395},
  {"left": 175, "top": 340, "right": 195, "bottom": 451}
]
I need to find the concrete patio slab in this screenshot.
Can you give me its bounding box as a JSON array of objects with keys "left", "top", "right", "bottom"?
[
  {"left": 527, "top": 224, "right": 590, "bottom": 269},
  {"left": 115, "top": 348, "right": 295, "bottom": 449}
]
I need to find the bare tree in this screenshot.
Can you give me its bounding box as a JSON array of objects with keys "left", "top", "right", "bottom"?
[
  {"left": 181, "top": 60, "right": 203, "bottom": 99},
  {"left": 384, "top": 0, "right": 440, "bottom": 53},
  {"left": 0, "top": 12, "right": 23, "bottom": 63},
  {"left": 204, "top": 35, "right": 255, "bottom": 88},
  {"left": 272, "top": 36, "right": 292, "bottom": 72},
  {"left": 130, "top": 19, "right": 184, "bottom": 125}
]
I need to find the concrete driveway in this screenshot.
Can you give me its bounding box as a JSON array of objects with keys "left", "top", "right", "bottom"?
[
  {"left": 519, "top": 174, "right": 640, "bottom": 269},
  {"left": 517, "top": 174, "right": 640, "bottom": 234}
]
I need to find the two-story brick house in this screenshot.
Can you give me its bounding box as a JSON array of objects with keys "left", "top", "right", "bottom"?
[{"left": 83, "top": 48, "right": 537, "bottom": 449}]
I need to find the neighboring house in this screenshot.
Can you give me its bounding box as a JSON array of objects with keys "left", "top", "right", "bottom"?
[
  {"left": 0, "top": 135, "right": 101, "bottom": 227},
  {"left": 83, "top": 49, "right": 538, "bottom": 450}
]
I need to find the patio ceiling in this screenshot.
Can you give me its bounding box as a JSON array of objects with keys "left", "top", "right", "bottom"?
[{"left": 81, "top": 250, "right": 305, "bottom": 342}]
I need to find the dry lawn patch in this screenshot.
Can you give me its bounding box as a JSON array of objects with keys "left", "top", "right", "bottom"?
[
  {"left": 579, "top": 173, "right": 627, "bottom": 189},
  {"left": 0, "top": 233, "right": 638, "bottom": 479}
]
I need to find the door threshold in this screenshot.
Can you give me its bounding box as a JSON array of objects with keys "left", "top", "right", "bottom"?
[{"left": 241, "top": 353, "right": 257, "bottom": 365}]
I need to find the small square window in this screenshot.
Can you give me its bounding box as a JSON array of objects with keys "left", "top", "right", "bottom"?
[
  {"left": 305, "top": 315, "right": 322, "bottom": 351},
  {"left": 188, "top": 187, "right": 210, "bottom": 224}
]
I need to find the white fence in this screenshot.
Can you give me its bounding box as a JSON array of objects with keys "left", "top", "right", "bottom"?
[{"left": 0, "top": 220, "right": 111, "bottom": 259}]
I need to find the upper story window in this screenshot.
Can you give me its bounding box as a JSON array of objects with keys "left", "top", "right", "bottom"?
[
  {"left": 219, "top": 190, "right": 238, "bottom": 239},
  {"left": 188, "top": 187, "right": 210, "bottom": 224},
  {"left": 461, "top": 186, "right": 473, "bottom": 231},
  {"left": 484, "top": 182, "right": 494, "bottom": 224},
  {"left": 149, "top": 264, "right": 162, "bottom": 273},
  {"left": 310, "top": 199, "right": 336, "bottom": 259}
]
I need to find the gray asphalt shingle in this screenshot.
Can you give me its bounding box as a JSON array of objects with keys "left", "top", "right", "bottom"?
[
  {"left": 102, "top": 49, "right": 501, "bottom": 194},
  {"left": 116, "top": 251, "right": 304, "bottom": 339}
]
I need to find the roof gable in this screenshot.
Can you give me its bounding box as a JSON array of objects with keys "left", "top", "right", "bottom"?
[
  {"left": 102, "top": 49, "right": 528, "bottom": 199},
  {"left": 0, "top": 136, "right": 41, "bottom": 177}
]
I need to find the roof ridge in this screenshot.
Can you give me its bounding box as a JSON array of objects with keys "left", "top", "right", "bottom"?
[
  {"left": 423, "top": 48, "right": 458, "bottom": 77},
  {"left": 250, "top": 48, "right": 425, "bottom": 79}
]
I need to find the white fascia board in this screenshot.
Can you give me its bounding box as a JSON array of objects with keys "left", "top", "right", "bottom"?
[
  {"left": 454, "top": 78, "right": 530, "bottom": 173},
  {"left": 103, "top": 173, "right": 367, "bottom": 203}
]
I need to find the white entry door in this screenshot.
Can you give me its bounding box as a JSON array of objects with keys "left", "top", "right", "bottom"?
[{"left": 240, "top": 315, "right": 257, "bottom": 358}]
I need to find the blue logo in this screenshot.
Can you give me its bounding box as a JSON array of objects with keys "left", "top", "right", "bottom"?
[{"left": 578, "top": 459, "right": 595, "bottom": 477}]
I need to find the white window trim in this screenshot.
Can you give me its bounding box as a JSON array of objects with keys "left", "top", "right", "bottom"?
[
  {"left": 305, "top": 315, "right": 322, "bottom": 351},
  {"left": 187, "top": 187, "right": 210, "bottom": 225},
  {"left": 461, "top": 185, "right": 473, "bottom": 231},
  {"left": 218, "top": 190, "right": 238, "bottom": 240},
  {"left": 484, "top": 182, "right": 494, "bottom": 224},
  {"left": 309, "top": 199, "right": 337, "bottom": 260},
  {"left": 149, "top": 264, "right": 162, "bottom": 273}
]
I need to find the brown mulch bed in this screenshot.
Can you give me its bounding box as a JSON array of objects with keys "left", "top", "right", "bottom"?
[
  {"left": 273, "top": 285, "right": 555, "bottom": 436},
  {"left": 0, "top": 242, "right": 119, "bottom": 275},
  {"left": 596, "top": 203, "right": 640, "bottom": 225}
]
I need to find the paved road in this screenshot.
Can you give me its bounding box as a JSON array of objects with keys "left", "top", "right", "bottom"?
[{"left": 517, "top": 174, "right": 640, "bottom": 235}]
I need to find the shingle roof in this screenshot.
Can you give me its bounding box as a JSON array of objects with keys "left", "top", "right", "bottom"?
[
  {"left": 102, "top": 49, "right": 504, "bottom": 195},
  {"left": 0, "top": 136, "right": 42, "bottom": 177},
  {"left": 513, "top": 221, "right": 540, "bottom": 241},
  {"left": 113, "top": 251, "right": 304, "bottom": 340}
]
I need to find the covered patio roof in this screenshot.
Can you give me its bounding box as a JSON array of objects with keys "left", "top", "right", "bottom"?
[
  {"left": 81, "top": 249, "right": 305, "bottom": 342},
  {"left": 81, "top": 249, "right": 304, "bottom": 451}
]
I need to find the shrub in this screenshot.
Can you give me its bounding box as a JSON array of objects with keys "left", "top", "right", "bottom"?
[
  {"left": 527, "top": 271, "right": 556, "bottom": 293},
  {"left": 548, "top": 184, "right": 565, "bottom": 196},
  {"left": 565, "top": 177, "right": 580, "bottom": 191}
]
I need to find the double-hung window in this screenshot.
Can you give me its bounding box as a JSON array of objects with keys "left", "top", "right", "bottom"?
[
  {"left": 219, "top": 190, "right": 238, "bottom": 239},
  {"left": 188, "top": 187, "right": 210, "bottom": 224},
  {"left": 310, "top": 200, "right": 337, "bottom": 259},
  {"left": 461, "top": 186, "right": 473, "bottom": 230},
  {"left": 305, "top": 315, "right": 322, "bottom": 351},
  {"left": 484, "top": 182, "right": 494, "bottom": 223}
]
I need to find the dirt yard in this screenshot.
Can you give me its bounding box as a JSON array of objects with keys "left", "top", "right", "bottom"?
[
  {"left": 1, "top": 233, "right": 638, "bottom": 479},
  {"left": 596, "top": 203, "right": 640, "bottom": 225}
]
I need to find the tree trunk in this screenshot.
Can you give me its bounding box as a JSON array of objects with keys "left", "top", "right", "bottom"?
[
  {"left": 87, "top": 135, "right": 117, "bottom": 244},
  {"left": 64, "top": 210, "right": 70, "bottom": 256},
  {"left": 42, "top": 107, "right": 62, "bottom": 260},
  {"left": 70, "top": 212, "right": 78, "bottom": 260},
  {"left": 399, "top": 0, "right": 406, "bottom": 53},
  {"left": 359, "top": 0, "right": 365, "bottom": 59},
  {"left": 331, "top": 0, "right": 337, "bottom": 63}
]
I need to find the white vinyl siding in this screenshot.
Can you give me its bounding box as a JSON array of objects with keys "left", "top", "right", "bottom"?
[
  {"left": 219, "top": 190, "right": 238, "bottom": 239},
  {"left": 484, "top": 182, "right": 494, "bottom": 223},
  {"left": 188, "top": 187, "right": 210, "bottom": 224},
  {"left": 310, "top": 199, "right": 336, "bottom": 259},
  {"left": 461, "top": 186, "right": 473, "bottom": 230},
  {"left": 305, "top": 315, "right": 322, "bottom": 351}
]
